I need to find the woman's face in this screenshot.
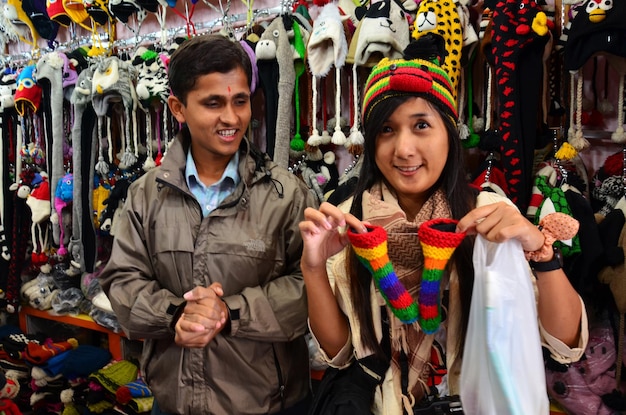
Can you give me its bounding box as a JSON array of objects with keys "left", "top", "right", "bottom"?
[{"left": 375, "top": 96, "right": 449, "bottom": 209}]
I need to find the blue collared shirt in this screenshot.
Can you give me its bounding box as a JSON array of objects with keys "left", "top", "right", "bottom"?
[{"left": 185, "top": 151, "right": 240, "bottom": 217}]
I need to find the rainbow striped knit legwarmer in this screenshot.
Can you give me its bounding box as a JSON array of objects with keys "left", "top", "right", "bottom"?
[
  {"left": 348, "top": 225, "right": 419, "bottom": 324},
  {"left": 418, "top": 218, "right": 466, "bottom": 334}
]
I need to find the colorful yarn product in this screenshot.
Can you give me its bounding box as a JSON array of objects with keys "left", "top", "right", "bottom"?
[
  {"left": 348, "top": 225, "right": 419, "bottom": 324},
  {"left": 418, "top": 218, "right": 466, "bottom": 334}
]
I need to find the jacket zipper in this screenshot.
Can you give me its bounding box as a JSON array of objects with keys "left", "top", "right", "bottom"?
[{"left": 272, "top": 344, "right": 286, "bottom": 411}]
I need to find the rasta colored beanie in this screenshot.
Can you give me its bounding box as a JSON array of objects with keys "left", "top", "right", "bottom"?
[
  {"left": 417, "top": 218, "right": 466, "bottom": 334},
  {"left": 361, "top": 34, "right": 457, "bottom": 129},
  {"left": 348, "top": 225, "right": 419, "bottom": 324}
]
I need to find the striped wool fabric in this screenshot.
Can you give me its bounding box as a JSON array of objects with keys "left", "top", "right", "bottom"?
[
  {"left": 417, "top": 218, "right": 466, "bottom": 334},
  {"left": 348, "top": 225, "right": 419, "bottom": 324}
]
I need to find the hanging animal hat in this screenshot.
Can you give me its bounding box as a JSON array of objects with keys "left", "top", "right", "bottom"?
[
  {"left": 62, "top": 0, "right": 92, "bottom": 30},
  {"left": 563, "top": 0, "right": 626, "bottom": 145},
  {"left": 255, "top": 16, "right": 296, "bottom": 168},
  {"left": 21, "top": 0, "right": 60, "bottom": 44},
  {"left": 484, "top": 0, "right": 553, "bottom": 211},
  {"left": 14, "top": 65, "right": 43, "bottom": 116},
  {"left": 26, "top": 176, "right": 51, "bottom": 268},
  {"left": 47, "top": 0, "right": 72, "bottom": 26},
  {"left": 6, "top": 0, "right": 40, "bottom": 46},
  {"left": 345, "top": 0, "right": 410, "bottom": 155},
  {"left": 306, "top": 3, "right": 349, "bottom": 149},
  {"left": 70, "top": 66, "right": 99, "bottom": 272},
  {"left": 91, "top": 56, "right": 140, "bottom": 171},
  {"left": 35, "top": 52, "right": 68, "bottom": 234}
]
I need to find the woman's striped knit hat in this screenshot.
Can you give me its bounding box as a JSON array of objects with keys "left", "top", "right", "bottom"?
[{"left": 361, "top": 35, "right": 457, "bottom": 127}]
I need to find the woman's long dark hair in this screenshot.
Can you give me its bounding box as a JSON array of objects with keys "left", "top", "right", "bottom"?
[{"left": 347, "top": 95, "right": 476, "bottom": 359}]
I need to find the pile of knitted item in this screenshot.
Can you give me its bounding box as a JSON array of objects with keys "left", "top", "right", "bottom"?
[{"left": 60, "top": 359, "right": 153, "bottom": 414}]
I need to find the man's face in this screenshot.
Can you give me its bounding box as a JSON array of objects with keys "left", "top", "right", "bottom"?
[{"left": 168, "top": 67, "right": 251, "bottom": 165}]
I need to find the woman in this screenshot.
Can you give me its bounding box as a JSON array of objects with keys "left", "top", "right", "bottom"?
[{"left": 299, "top": 42, "right": 588, "bottom": 414}]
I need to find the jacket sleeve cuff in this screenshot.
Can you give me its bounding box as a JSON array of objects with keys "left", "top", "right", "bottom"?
[
  {"left": 222, "top": 295, "right": 242, "bottom": 335},
  {"left": 167, "top": 301, "right": 187, "bottom": 331}
]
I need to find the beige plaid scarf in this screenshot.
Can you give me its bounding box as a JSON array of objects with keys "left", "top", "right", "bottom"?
[{"left": 362, "top": 182, "right": 452, "bottom": 409}]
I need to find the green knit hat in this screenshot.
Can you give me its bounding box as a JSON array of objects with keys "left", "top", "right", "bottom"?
[{"left": 361, "top": 34, "right": 457, "bottom": 128}]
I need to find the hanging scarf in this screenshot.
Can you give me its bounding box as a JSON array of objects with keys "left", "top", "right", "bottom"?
[{"left": 361, "top": 182, "right": 452, "bottom": 407}]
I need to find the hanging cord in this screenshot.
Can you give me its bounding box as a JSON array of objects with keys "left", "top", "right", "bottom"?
[
  {"left": 570, "top": 69, "right": 589, "bottom": 150},
  {"left": 169, "top": 0, "right": 197, "bottom": 38}
]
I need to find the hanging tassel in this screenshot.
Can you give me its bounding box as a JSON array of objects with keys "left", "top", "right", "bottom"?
[
  {"left": 346, "top": 64, "right": 364, "bottom": 156},
  {"left": 569, "top": 70, "right": 589, "bottom": 150}
]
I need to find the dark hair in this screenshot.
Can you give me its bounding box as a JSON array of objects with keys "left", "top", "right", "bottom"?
[
  {"left": 348, "top": 95, "right": 476, "bottom": 359},
  {"left": 167, "top": 34, "right": 253, "bottom": 105}
]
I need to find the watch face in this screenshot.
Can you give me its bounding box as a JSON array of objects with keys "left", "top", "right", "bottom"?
[{"left": 554, "top": 247, "right": 563, "bottom": 267}]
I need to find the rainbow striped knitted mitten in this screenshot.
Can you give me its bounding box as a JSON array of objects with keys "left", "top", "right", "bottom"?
[
  {"left": 418, "top": 218, "right": 466, "bottom": 334},
  {"left": 347, "top": 225, "right": 419, "bottom": 324}
]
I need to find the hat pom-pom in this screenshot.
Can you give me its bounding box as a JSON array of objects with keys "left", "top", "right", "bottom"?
[
  {"left": 307, "top": 129, "right": 323, "bottom": 147},
  {"left": 331, "top": 128, "right": 347, "bottom": 146},
  {"left": 555, "top": 142, "right": 578, "bottom": 160},
  {"left": 95, "top": 156, "right": 109, "bottom": 176},
  {"left": 321, "top": 129, "right": 332, "bottom": 145},
  {"left": 142, "top": 155, "right": 156, "bottom": 172},
  {"left": 119, "top": 151, "right": 137, "bottom": 171},
  {"left": 458, "top": 122, "right": 469, "bottom": 140},
  {"left": 462, "top": 133, "right": 481, "bottom": 149},
  {"left": 290, "top": 133, "right": 306, "bottom": 160},
  {"left": 612, "top": 126, "right": 626, "bottom": 143},
  {"left": 305, "top": 145, "right": 323, "bottom": 161},
  {"left": 570, "top": 129, "right": 590, "bottom": 150}
]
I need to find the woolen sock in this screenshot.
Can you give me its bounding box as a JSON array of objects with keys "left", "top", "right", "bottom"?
[
  {"left": 348, "top": 225, "right": 419, "bottom": 324},
  {"left": 418, "top": 218, "right": 466, "bottom": 334}
]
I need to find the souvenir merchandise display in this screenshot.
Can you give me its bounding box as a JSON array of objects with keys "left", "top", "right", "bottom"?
[{"left": 1, "top": 0, "right": 626, "bottom": 412}]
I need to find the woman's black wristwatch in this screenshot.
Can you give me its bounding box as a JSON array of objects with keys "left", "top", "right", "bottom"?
[{"left": 529, "top": 246, "right": 563, "bottom": 272}]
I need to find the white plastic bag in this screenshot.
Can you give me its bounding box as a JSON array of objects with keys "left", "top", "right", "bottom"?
[{"left": 460, "top": 235, "right": 549, "bottom": 415}]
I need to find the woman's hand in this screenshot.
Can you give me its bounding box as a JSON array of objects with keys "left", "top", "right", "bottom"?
[
  {"left": 456, "top": 201, "right": 544, "bottom": 252},
  {"left": 299, "top": 202, "right": 368, "bottom": 273}
]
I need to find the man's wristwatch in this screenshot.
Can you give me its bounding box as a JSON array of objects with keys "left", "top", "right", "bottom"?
[{"left": 529, "top": 246, "right": 563, "bottom": 272}]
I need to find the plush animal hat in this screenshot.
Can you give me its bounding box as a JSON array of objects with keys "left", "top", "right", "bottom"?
[
  {"left": 255, "top": 16, "right": 296, "bottom": 168},
  {"left": 345, "top": 0, "right": 410, "bottom": 156},
  {"left": 6, "top": 0, "right": 40, "bottom": 46},
  {"left": 47, "top": 0, "right": 72, "bottom": 26},
  {"left": 563, "top": 0, "right": 626, "bottom": 144},
  {"left": 306, "top": 3, "right": 349, "bottom": 149},
  {"left": 21, "top": 0, "right": 60, "bottom": 42},
  {"left": 14, "top": 65, "right": 43, "bottom": 116},
  {"left": 91, "top": 56, "right": 140, "bottom": 170},
  {"left": 62, "top": 0, "right": 92, "bottom": 30}
]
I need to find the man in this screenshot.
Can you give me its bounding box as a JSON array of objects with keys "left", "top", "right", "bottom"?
[{"left": 99, "top": 34, "right": 317, "bottom": 414}]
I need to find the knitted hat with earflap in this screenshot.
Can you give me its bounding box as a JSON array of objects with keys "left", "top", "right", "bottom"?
[
  {"left": 21, "top": 0, "right": 60, "bottom": 44},
  {"left": 306, "top": 3, "right": 349, "bottom": 148},
  {"left": 62, "top": 0, "right": 92, "bottom": 30},
  {"left": 361, "top": 34, "right": 458, "bottom": 130}
]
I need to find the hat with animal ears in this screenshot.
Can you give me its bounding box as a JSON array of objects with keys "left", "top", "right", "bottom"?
[
  {"left": 47, "top": 0, "right": 72, "bottom": 27},
  {"left": 14, "top": 65, "right": 43, "bottom": 116},
  {"left": 306, "top": 2, "right": 349, "bottom": 149},
  {"left": 21, "top": 0, "right": 60, "bottom": 43},
  {"left": 91, "top": 56, "right": 140, "bottom": 171},
  {"left": 344, "top": 0, "right": 411, "bottom": 154},
  {"left": 62, "top": 0, "right": 92, "bottom": 30}
]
